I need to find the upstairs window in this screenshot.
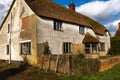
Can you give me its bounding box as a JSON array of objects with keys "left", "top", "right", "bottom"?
[
  {"left": 63, "top": 42, "right": 72, "bottom": 53},
  {"left": 21, "top": 42, "right": 31, "bottom": 55},
  {"left": 54, "top": 19, "right": 62, "bottom": 31},
  {"left": 79, "top": 25, "right": 84, "bottom": 34},
  {"left": 8, "top": 24, "right": 10, "bottom": 33}
]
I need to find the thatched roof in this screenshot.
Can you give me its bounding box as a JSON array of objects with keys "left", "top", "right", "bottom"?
[
  {"left": 25, "top": 0, "right": 107, "bottom": 35},
  {"left": 0, "top": 0, "right": 108, "bottom": 35},
  {"left": 83, "top": 32, "right": 100, "bottom": 43}
]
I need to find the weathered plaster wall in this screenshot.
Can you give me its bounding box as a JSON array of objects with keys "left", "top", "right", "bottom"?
[
  {"left": 20, "top": 14, "right": 37, "bottom": 64},
  {"left": 0, "top": 0, "right": 37, "bottom": 64},
  {"left": 97, "top": 31, "right": 111, "bottom": 54},
  {"left": 37, "top": 17, "right": 97, "bottom": 55}
]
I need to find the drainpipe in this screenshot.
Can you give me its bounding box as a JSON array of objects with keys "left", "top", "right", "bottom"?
[{"left": 9, "top": 13, "right": 12, "bottom": 64}]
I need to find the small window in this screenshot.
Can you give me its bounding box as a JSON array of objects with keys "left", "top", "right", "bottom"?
[
  {"left": 63, "top": 42, "right": 72, "bottom": 53},
  {"left": 7, "top": 45, "right": 9, "bottom": 55},
  {"left": 79, "top": 25, "right": 84, "bottom": 34},
  {"left": 21, "top": 42, "right": 31, "bottom": 55},
  {"left": 8, "top": 24, "right": 10, "bottom": 33},
  {"left": 100, "top": 43, "right": 105, "bottom": 51},
  {"left": 54, "top": 20, "right": 62, "bottom": 31}
]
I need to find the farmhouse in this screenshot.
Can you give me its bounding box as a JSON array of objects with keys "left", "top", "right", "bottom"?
[{"left": 0, "top": 0, "right": 110, "bottom": 64}]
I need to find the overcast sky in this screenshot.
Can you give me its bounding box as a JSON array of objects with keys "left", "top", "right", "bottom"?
[{"left": 0, "top": 0, "right": 120, "bottom": 36}]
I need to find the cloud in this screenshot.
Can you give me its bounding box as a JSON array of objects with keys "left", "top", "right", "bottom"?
[
  {"left": 106, "top": 19, "right": 120, "bottom": 36},
  {"left": 0, "top": 0, "right": 13, "bottom": 26},
  {"left": 76, "top": 0, "right": 120, "bottom": 36}
]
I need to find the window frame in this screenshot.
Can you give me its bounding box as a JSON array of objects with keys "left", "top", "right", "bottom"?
[
  {"left": 54, "top": 19, "right": 62, "bottom": 31},
  {"left": 63, "top": 42, "right": 72, "bottom": 54},
  {"left": 79, "top": 25, "right": 84, "bottom": 34},
  {"left": 20, "top": 42, "right": 31, "bottom": 55}
]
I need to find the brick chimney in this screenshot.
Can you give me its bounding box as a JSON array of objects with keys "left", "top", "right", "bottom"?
[{"left": 69, "top": 3, "right": 75, "bottom": 11}]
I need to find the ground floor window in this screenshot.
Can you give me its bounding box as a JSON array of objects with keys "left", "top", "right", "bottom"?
[
  {"left": 21, "top": 42, "right": 31, "bottom": 55},
  {"left": 85, "top": 43, "right": 98, "bottom": 54},
  {"left": 100, "top": 43, "right": 105, "bottom": 51},
  {"left": 63, "top": 42, "right": 72, "bottom": 53},
  {"left": 7, "top": 45, "right": 9, "bottom": 55}
]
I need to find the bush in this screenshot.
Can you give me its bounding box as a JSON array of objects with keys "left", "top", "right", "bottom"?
[
  {"left": 108, "top": 37, "right": 120, "bottom": 55},
  {"left": 43, "top": 42, "right": 51, "bottom": 54},
  {"left": 72, "top": 54, "right": 100, "bottom": 75}
]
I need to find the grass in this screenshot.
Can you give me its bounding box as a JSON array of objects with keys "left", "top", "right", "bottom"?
[
  {"left": 63, "top": 64, "right": 120, "bottom": 80},
  {"left": 0, "top": 62, "right": 120, "bottom": 80}
]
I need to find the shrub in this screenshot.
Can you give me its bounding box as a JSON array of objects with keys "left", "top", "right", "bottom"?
[
  {"left": 77, "top": 53, "right": 85, "bottom": 59},
  {"left": 72, "top": 54, "right": 100, "bottom": 75},
  {"left": 108, "top": 37, "right": 120, "bottom": 55},
  {"left": 43, "top": 42, "right": 51, "bottom": 54}
]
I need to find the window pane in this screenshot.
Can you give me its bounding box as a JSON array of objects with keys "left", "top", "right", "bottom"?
[
  {"left": 63, "top": 42, "right": 72, "bottom": 53},
  {"left": 21, "top": 42, "right": 31, "bottom": 55},
  {"left": 7, "top": 45, "right": 9, "bottom": 55},
  {"left": 8, "top": 24, "right": 10, "bottom": 33},
  {"left": 54, "top": 20, "right": 62, "bottom": 31},
  {"left": 79, "top": 26, "right": 84, "bottom": 34},
  {"left": 101, "top": 43, "right": 105, "bottom": 51}
]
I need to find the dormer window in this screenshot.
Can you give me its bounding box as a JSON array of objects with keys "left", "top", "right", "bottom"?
[
  {"left": 79, "top": 25, "right": 84, "bottom": 34},
  {"left": 54, "top": 19, "right": 62, "bottom": 31}
]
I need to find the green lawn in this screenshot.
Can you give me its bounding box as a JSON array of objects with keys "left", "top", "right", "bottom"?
[{"left": 0, "top": 62, "right": 120, "bottom": 80}]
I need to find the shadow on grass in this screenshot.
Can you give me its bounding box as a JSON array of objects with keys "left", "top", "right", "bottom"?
[{"left": 0, "top": 63, "right": 28, "bottom": 80}]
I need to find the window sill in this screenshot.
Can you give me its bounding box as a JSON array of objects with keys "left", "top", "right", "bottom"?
[
  {"left": 20, "top": 54, "right": 31, "bottom": 55},
  {"left": 54, "top": 30, "right": 63, "bottom": 32},
  {"left": 79, "top": 33, "right": 85, "bottom": 35}
]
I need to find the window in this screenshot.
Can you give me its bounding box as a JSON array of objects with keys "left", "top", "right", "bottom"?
[
  {"left": 79, "top": 25, "right": 84, "bottom": 34},
  {"left": 8, "top": 24, "right": 10, "bottom": 33},
  {"left": 100, "top": 43, "right": 105, "bottom": 51},
  {"left": 92, "top": 43, "right": 97, "bottom": 53},
  {"left": 21, "top": 42, "right": 31, "bottom": 55},
  {"left": 54, "top": 19, "right": 62, "bottom": 31},
  {"left": 7, "top": 45, "right": 9, "bottom": 55},
  {"left": 63, "top": 42, "right": 72, "bottom": 53}
]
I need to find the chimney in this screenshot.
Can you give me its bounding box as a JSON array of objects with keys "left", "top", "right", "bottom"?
[
  {"left": 118, "top": 22, "right": 120, "bottom": 29},
  {"left": 69, "top": 3, "right": 75, "bottom": 11}
]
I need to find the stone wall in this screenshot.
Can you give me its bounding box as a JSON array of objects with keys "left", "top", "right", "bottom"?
[
  {"left": 37, "top": 54, "right": 71, "bottom": 74},
  {"left": 99, "top": 56, "right": 120, "bottom": 72},
  {"left": 37, "top": 55, "right": 120, "bottom": 74}
]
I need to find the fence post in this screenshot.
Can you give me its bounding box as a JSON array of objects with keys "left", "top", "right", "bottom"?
[{"left": 55, "top": 55, "right": 59, "bottom": 72}]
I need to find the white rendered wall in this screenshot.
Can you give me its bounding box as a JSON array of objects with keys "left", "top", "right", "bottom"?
[
  {"left": 0, "top": 0, "right": 34, "bottom": 61},
  {"left": 37, "top": 17, "right": 98, "bottom": 54}
]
